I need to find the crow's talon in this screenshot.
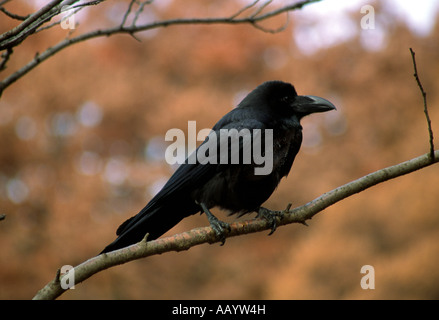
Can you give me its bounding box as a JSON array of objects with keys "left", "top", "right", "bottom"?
[
  {"left": 199, "top": 201, "right": 230, "bottom": 245},
  {"left": 210, "top": 218, "right": 231, "bottom": 245},
  {"left": 257, "top": 207, "right": 284, "bottom": 235}
]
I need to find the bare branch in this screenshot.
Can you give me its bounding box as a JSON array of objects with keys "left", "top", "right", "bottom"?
[
  {"left": 0, "top": 0, "right": 85, "bottom": 52},
  {"left": 229, "top": 0, "right": 260, "bottom": 19},
  {"left": 35, "top": 6, "right": 81, "bottom": 34},
  {"left": 251, "top": 0, "right": 273, "bottom": 18},
  {"left": 0, "top": 6, "right": 30, "bottom": 21},
  {"left": 132, "top": 1, "right": 154, "bottom": 27},
  {"left": 0, "top": 0, "right": 64, "bottom": 46},
  {"left": 410, "top": 48, "right": 435, "bottom": 161},
  {"left": 252, "top": 12, "right": 290, "bottom": 34},
  {"left": 0, "top": 47, "right": 12, "bottom": 71},
  {"left": 121, "top": 0, "right": 137, "bottom": 27},
  {"left": 71, "top": 0, "right": 106, "bottom": 9},
  {"left": 33, "top": 150, "right": 439, "bottom": 300},
  {"left": 250, "top": 0, "right": 320, "bottom": 22},
  {"left": 0, "top": 0, "right": 320, "bottom": 97}
]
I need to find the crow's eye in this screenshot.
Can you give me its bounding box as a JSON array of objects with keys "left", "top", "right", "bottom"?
[{"left": 280, "top": 96, "right": 289, "bottom": 102}]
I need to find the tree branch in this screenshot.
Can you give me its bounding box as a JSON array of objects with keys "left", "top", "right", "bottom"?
[
  {"left": 410, "top": 48, "right": 435, "bottom": 161},
  {"left": 33, "top": 150, "right": 439, "bottom": 300},
  {"left": 0, "top": 6, "right": 30, "bottom": 21},
  {"left": 0, "top": 0, "right": 320, "bottom": 97},
  {"left": 0, "top": 0, "right": 68, "bottom": 47},
  {"left": 0, "top": 47, "right": 12, "bottom": 71}
]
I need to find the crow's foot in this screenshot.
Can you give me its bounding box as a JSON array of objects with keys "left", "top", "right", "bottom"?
[
  {"left": 257, "top": 207, "right": 285, "bottom": 235},
  {"left": 199, "top": 202, "right": 231, "bottom": 245}
]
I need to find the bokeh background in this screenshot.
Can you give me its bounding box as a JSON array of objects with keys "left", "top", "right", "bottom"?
[{"left": 1, "top": 0, "right": 439, "bottom": 299}]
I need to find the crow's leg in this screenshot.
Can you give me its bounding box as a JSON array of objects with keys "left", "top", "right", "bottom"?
[{"left": 198, "top": 202, "right": 230, "bottom": 245}]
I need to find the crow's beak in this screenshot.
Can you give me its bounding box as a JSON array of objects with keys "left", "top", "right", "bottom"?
[{"left": 292, "top": 95, "right": 336, "bottom": 116}]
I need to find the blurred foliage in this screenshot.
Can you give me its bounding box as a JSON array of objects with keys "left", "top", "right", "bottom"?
[{"left": 0, "top": 0, "right": 438, "bottom": 299}]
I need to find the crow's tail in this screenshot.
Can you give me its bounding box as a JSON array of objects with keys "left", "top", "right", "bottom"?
[{"left": 100, "top": 201, "right": 199, "bottom": 254}]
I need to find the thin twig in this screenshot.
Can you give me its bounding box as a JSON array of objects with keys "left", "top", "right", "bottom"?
[
  {"left": 0, "top": 47, "right": 13, "bottom": 71},
  {"left": 121, "top": 0, "right": 136, "bottom": 27},
  {"left": 35, "top": 7, "right": 81, "bottom": 34},
  {"left": 229, "top": 0, "right": 260, "bottom": 19},
  {"left": 0, "top": 7, "right": 30, "bottom": 21},
  {"left": 251, "top": 0, "right": 273, "bottom": 18},
  {"left": 252, "top": 12, "right": 290, "bottom": 34},
  {"left": 132, "top": 1, "right": 153, "bottom": 27},
  {"left": 71, "top": 0, "right": 106, "bottom": 9},
  {"left": 409, "top": 48, "right": 435, "bottom": 162}
]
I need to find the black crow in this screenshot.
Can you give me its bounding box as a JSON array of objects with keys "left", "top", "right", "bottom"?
[{"left": 101, "top": 80, "right": 335, "bottom": 253}]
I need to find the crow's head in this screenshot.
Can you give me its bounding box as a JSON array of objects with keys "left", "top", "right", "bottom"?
[{"left": 239, "top": 80, "right": 336, "bottom": 119}]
